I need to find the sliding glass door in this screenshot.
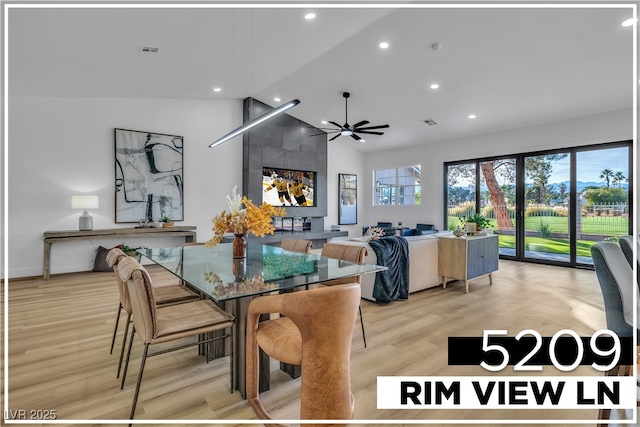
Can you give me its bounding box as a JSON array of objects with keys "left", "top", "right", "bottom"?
[
  {"left": 523, "top": 152, "right": 571, "bottom": 263},
  {"left": 575, "top": 146, "right": 630, "bottom": 266},
  {"left": 445, "top": 142, "right": 631, "bottom": 268}
]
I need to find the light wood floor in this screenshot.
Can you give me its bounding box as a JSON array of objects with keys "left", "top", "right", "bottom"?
[{"left": 3, "top": 260, "right": 614, "bottom": 426}]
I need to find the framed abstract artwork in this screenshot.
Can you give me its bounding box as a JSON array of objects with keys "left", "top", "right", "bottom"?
[
  {"left": 114, "top": 128, "right": 184, "bottom": 223},
  {"left": 339, "top": 173, "right": 357, "bottom": 225}
]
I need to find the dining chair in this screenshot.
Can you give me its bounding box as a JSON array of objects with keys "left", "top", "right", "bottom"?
[
  {"left": 591, "top": 241, "right": 638, "bottom": 426},
  {"left": 106, "top": 248, "right": 199, "bottom": 378},
  {"left": 320, "top": 242, "right": 369, "bottom": 347},
  {"left": 246, "top": 282, "right": 360, "bottom": 425},
  {"left": 618, "top": 235, "right": 633, "bottom": 267},
  {"left": 280, "top": 238, "right": 312, "bottom": 253},
  {"left": 117, "top": 256, "right": 235, "bottom": 421}
]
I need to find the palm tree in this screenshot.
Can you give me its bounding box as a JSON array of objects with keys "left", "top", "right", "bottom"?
[
  {"left": 612, "top": 171, "right": 626, "bottom": 188},
  {"left": 599, "top": 168, "right": 614, "bottom": 188}
]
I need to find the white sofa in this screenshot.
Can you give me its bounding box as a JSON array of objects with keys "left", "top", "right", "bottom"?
[{"left": 328, "top": 234, "right": 448, "bottom": 302}]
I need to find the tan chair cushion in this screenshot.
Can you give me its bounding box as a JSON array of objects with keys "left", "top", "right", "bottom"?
[
  {"left": 281, "top": 239, "right": 312, "bottom": 253},
  {"left": 320, "top": 243, "right": 367, "bottom": 286},
  {"left": 256, "top": 317, "right": 302, "bottom": 365},
  {"left": 154, "top": 300, "right": 234, "bottom": 343}
]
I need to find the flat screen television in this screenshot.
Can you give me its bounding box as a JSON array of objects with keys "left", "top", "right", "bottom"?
[{"left": 262, "top": 167, "right": 316, "bottom": 207}]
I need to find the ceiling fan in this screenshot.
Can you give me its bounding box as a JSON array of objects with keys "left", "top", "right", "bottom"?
[{"left": 312, "top": 92, "right": 389, "bottom": 141}]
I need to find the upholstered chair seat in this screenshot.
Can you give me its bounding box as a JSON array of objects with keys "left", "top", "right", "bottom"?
[
  {"left": 246, "top": 283, "right": 360, "bottom": 424},
  {"left": 319, "top": 243, "right": 368, "bottom": 347},
  {"left": 280, "top": 238, "right": 312, "bottom": 253},
  {"left": 591, "top": 241, "right": 639, "bottom": 426},
  {"left": 106, "top": 247, "right": 200, "bottom": 378},
  {"left": 255, "top": 317, "right": 302, "bottom": 364},
  {"left": 118, "top": 257, "right": 234, "bottom": 421}
]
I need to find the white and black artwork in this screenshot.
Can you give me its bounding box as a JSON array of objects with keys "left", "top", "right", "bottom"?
[{"left": 115, "top": 128, "right": 183, "bottom": 223}]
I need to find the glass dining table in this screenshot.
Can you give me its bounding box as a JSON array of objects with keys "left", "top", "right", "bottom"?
[{"left": 138, "top": 242, "right": 386, "bottom": 398}]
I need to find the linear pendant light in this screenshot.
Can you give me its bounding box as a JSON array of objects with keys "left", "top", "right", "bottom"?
[{"left": 209, "top": 99, "right": 301, "bottom": 148}]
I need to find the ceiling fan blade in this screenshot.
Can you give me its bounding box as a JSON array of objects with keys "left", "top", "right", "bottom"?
[
  {"left": 355, "top": 124, "right": 389, "bottom": 131},
  {"left": 351, "top": 133, "right": 363, "bottom": 141},
  {"left": 328, "top": 121, "right": 344, "bottom": 129},
  {"left": 352, "top": 120, "right": 369, "bottom": 128},
  {"left": 329, "top": 133, "right": 341, "bottom": 141},
  {"left": 356, "top": 130, "right": 384, "bottom": 135}
]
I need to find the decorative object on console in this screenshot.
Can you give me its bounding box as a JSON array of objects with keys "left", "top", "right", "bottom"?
[
  {"left": 459, "top": 214, "right": 491, "bottom": 235},
  {"left": 115, "top": 128, "right": 183, "bottom": 223},
  {"left": 161, "top": 214, "right": 174, "bottom": 227},
  {"left": 453, "top": 226, "right": 465, "bottom": 237},
  {"left": 206, "top": 186, "right": 286, "bottom": 258},
  {"left": 210, "top": 99, "right": 300, "bottom": 148},
  {"left": 71, "top": 194, "right": 99, "bottom": 231},
  {"left": 338, "top": 173, "right": 357, "bottom": 225}
]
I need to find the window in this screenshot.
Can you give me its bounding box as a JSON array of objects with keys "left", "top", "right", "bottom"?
[
  {"left": 374, "top": 165, "right": 421, "bottom": 205},
  {"left": 443, "top": 141, "right": 632, "bottom": 268}
]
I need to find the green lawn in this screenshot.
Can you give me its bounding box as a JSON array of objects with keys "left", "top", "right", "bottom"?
[
  {"left": 497, "top": 235, "right": 596, "bottom": 257},
  {"left": 448, "top": 215, "right": 628, "bottom": 235}
]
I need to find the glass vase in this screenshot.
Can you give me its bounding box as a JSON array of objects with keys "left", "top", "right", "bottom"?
[{"left": 233, "top": 234, "right": 247, "bottom": 259}]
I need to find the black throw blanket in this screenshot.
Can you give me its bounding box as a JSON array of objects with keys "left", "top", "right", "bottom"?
[{"left": 368, "top": 236, "right": 410, "bottom": 304}]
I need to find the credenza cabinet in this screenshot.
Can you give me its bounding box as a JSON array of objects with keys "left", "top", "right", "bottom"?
[{"left": 438, "top": 233, "right": 499, "bottom": 293}]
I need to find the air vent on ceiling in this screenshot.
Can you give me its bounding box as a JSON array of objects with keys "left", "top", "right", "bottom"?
[
  {"left": 139, "top": 46, "right": 160, "bottom": 54},
  {"left": 423, "top": 118, "right": 438, "bottom": 126}
]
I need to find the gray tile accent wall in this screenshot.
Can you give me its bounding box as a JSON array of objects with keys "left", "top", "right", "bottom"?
[{"left": 242, "top": 98, "right": 328, "bottom": 225}]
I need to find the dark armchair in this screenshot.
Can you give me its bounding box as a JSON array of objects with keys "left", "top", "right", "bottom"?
[
  {"left": 404, "top": 223, "right": 438, "bottom": 236},
  {"left": 362, "top": 222, "right": 395, "bottom": 236}
]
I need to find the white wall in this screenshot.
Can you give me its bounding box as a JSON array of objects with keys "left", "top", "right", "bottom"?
[
  {"left": 5, "top": 98, "right": 631, "bottom": 279},
  {"left": 325, "top": 141, "right": 366, "bottom": 236},
  {"left": 363, "top": 108, "right": 633, "bottom": 230},
  {"left": 7, "top": 96, "right": 243, "bottom": 278}
]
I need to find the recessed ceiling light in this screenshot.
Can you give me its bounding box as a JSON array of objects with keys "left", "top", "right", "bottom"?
[
  {"left": 321, "top": 120, "right": 328, "bottom": 124},
  {"left": 305, "top": 12, "right": 316, "bottom": 20},
  {"left": 379, "top": 42, "right": 389, "bottom": 49},
  {"left": 359, "top": 138, "right": 365, "bottom": 142},
  {"left": 430, "top": 83, "right": 439, "bottom": 89},
  {"left": 274, "top": 97, "right": 281, "bottom": 102},
  {"left": 621, "top": 18, "right": 637, "bottom": 27},
  {"left": 468, "top": 114, "right": 477, "bottom": 119},
  {"left": 213, "top": 87, "right": 222, "bottom": 92}
]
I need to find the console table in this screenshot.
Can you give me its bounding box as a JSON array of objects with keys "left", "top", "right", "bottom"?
[
  {"left": 42, "top": 226, "right": 197, "bottom": 280},
  {"left": 438, "top": 233, "right": 499, "bottom": 293}
]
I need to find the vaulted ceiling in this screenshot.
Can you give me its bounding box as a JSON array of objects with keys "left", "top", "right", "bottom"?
[{"left": 7, "top": 4, "right": 635, "bottom": 152}]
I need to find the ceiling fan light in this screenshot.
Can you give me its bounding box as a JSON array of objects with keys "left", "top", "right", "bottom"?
[
  {"left": 621, "top": 18, "right": 637, "bottom": 27},
  {"left": 341, "top": 130, "right": 353, "bottom": 136}
]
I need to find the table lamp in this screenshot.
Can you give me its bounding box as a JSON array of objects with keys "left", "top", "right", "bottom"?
[{"left": 72, "top": 195, "right": 99, "bottom": 230}]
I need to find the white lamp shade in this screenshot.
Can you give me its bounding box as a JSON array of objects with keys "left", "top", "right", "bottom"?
[{"left": 71, "top": 195, "right": 99, "bottom": 210}]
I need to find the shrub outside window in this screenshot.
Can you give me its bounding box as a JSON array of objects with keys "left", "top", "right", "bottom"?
[{"left": 374, "top": 165, "right": 421, "bottom": 205}]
